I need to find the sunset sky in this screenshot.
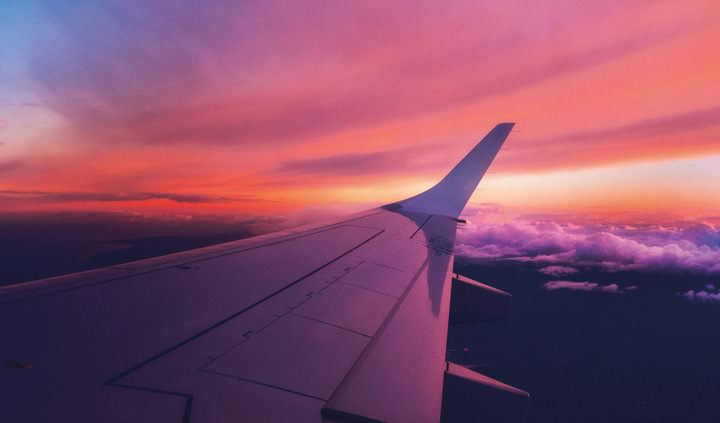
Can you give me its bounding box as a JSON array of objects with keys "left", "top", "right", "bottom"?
[
  {"left": 1, "top": 0, "right": 720, "bottom": 219},
  {"left": 3, "top": 5, "right": 719, "bottom": 421}
]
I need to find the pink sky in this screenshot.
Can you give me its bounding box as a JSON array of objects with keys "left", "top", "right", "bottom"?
[{"left": 1, "top": 0, "right": 720, "bottom": 217}]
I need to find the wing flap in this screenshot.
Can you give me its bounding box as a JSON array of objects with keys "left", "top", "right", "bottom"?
[
  {"left": 449, "top": 274, "right": 513, "bottom": 324},
  {"left": 441, "top": 362, "right": 529, "bottom": 423}
]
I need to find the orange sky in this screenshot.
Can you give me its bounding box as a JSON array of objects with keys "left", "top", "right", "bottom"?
[{"left": 1, "top": 0, "right": 720, "bottom": 219}]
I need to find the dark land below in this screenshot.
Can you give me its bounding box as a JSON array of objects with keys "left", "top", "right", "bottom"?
[{"left": 449, "top": 260, "right": 720, "bottom": 423}]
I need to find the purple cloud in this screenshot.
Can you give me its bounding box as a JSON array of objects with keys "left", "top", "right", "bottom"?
[
  {"left": 680, "top": 223, "right": 720, "bottom": 247},
  {"left": 679, "top": 283, "right": 720, "bottom": 304},
  {"left": 542, "top": 281, "right": 637, "bottom": 293},
  {"left": 538, "top": 266, "right": 580, "bottom": 277},
  {"left": 0, "top": 160, "right": 23, "bottom": 175},
  {"left": 682, "top": 290, "right": 720, "bottom": 303},
  {"left": 457, "top": 219, "right": 720, "bottom": 275}
]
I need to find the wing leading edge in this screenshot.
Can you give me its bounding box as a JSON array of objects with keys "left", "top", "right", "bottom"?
[{"left": 0, "top": 124, "right": 527, "bottom": 423}]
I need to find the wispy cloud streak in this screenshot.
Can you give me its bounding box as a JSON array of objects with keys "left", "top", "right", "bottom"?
[{"left": 509, "top": 107, "right": 720, "bottom": 171}]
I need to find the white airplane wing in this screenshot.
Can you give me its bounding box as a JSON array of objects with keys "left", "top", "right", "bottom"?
[{"left": 1, "top": 123, "right": 528, "bottom": 423}]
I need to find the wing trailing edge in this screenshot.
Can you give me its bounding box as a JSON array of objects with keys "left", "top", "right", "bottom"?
[{"left": 395, "top": 123, "right": 514, "bottom": 218}]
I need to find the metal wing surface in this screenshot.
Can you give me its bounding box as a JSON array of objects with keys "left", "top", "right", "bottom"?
[{"left": 1, "top": 123, "right": 528, "bottom": 423}]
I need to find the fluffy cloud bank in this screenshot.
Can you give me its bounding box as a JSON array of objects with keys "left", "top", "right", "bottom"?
[
  {"left": 456, "top": 220, "right": 720, "bottom": 275},
  {"left": 543, "top": 281, "right": 638, "bottom": 293}
]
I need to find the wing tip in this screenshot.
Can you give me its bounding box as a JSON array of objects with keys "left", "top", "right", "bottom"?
[{"left": 391, "top": 123, "right": 514, "bottom": 217}]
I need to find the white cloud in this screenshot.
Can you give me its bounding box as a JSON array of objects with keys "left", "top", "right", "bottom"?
[{"left": 457, "top": 220, "right": 720, "bottom": 275}]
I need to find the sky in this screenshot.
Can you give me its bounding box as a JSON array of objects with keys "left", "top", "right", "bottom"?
[{"left": 1, "top": 0, "right": 720, "bottom": 219}]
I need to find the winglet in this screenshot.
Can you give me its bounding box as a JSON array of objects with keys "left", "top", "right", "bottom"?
[{"left": 394, "top": 123, "right": 514, "bottom": 218}]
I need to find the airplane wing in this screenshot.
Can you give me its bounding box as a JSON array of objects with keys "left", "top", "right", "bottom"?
[{"left": 1, "top": 123, "right": 528, "bottom": 423}]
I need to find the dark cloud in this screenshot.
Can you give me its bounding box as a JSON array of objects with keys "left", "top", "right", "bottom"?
[
  {"left": 0, "top": 190, "right": 258, "bottom": 204},
  {"left": 145, "top": 193, "right": 237, "bottom": 204}
]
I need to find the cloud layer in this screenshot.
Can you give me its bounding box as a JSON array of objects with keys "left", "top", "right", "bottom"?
[{"left": 457, "top": 219, "right": 720, "bottom": 275}]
